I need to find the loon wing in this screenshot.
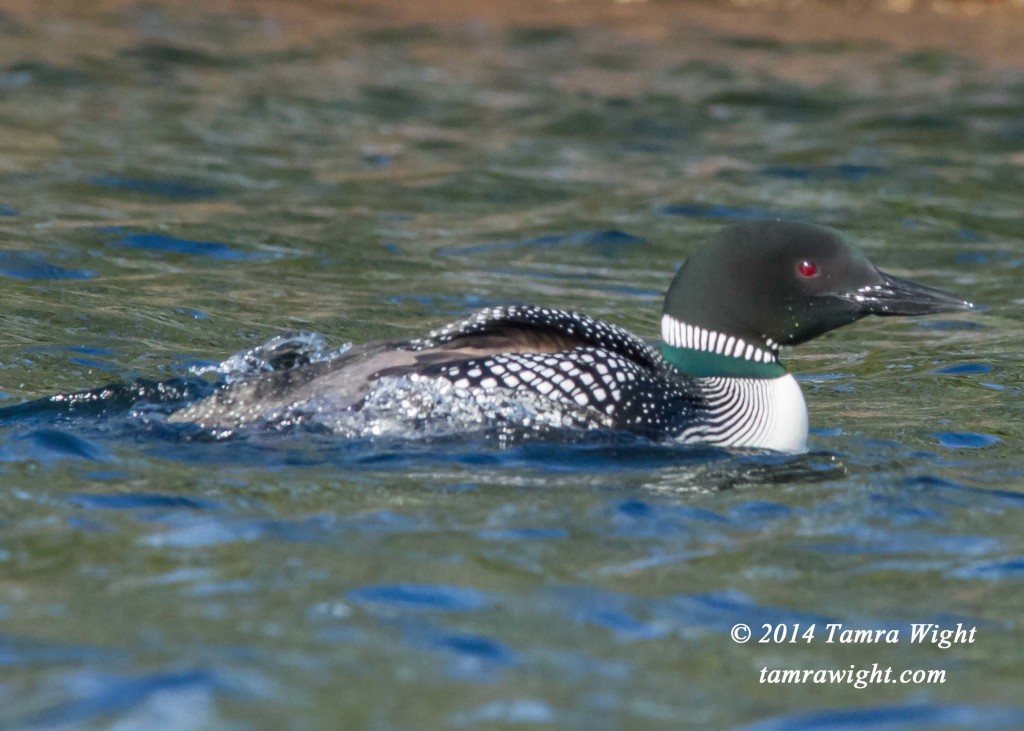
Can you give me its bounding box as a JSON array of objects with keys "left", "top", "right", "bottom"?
[
  {"left": 168, "top": 305, "right": 670, "bottom": 430},
  {"left": 407, "top": 305, "right": 665, "bottom": 369}
]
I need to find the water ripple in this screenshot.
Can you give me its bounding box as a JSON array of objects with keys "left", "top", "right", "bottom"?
[
  {"left": 68, "top": 492, "right": 219, "bottom": 511},
  {"left": 931, "top": 363, "right": 993, "bottom": 375},
  {"left": 348, "top": 584, "right": 495, "bottom": 613},
  {"left": 106, "top": 232, "right": 256, "bottom": 261},
  {"left": 16, "top": 669, "right": 220, "bottom": 729},
  {"left": 933, "top": 432, "right": 1002, "bottom": 449},
  {"left": 0, "top": 250, "right": 91, "bottom": 280},
  {"left": 436, "top": 229, "right": 645, "bottom": 257},
  {"left": 89, "top": 175, "right": 220, "bottom": 201},
  {"left": 1, "top": 428, "right": 111, "bottom": 464},
  {"left": 734, "top": 703, "right": 1024, "bottom": 731},
  {"left": 451, "top": 699, "right": 555, "bottom": 727},
  {"left": 553, "top": 587, "right": 831, "bottom": 639},
  {"left": 954, "top": 558, "right": 1024, "bottom": 580}
]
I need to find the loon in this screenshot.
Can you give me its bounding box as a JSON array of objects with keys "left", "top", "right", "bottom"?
[{"left": 168, "top": 221, "right": 973, "bottom": 451}]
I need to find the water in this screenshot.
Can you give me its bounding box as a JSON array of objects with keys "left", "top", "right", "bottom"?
[{"left": 1, "top": 1, "right": 1023, "bottom": 728}]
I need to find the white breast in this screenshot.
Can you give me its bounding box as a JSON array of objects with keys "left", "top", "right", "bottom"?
[{"left": 679, "top": 374, "right": 808, "bottom": 453}]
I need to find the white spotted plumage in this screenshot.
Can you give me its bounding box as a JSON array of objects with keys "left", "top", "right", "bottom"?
[
  {"left": 396, "top": 304, "right": 806, "bottom": 450},
  {"left": 396, "top": 304, "right": 809, "bottom": 450}
]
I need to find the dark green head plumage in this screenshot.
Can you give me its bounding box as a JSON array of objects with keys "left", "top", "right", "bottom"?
[{"left": 663, "top": 220, "right": 973, "bottom": 351}]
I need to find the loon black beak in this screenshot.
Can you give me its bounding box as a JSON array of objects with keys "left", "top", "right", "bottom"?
[{"left": 843, "top": 271, "right": 975, "bottom": 317}]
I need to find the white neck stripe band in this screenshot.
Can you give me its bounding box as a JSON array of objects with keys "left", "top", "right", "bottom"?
[{"left": 661, "top": 314, "right": 777, "bottom": 364}]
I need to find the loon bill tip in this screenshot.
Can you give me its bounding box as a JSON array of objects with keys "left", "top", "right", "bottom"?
[{"left": 853, "top": 270, "right": 977, "bottom": 318}]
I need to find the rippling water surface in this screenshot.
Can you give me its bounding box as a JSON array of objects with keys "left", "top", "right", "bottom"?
[{"left": 1, "top": 1, "right": 1023, "bottom": 728}]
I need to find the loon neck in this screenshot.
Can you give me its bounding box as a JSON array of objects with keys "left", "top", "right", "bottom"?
[
  {"left": 661, "top": 344, "right": 786, "bottom": 378},
  {"left": 660, "top": 314, "right": 786, "bottom": 379}
]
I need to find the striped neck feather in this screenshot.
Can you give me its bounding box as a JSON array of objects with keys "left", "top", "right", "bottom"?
[{"left": 660, "top": 314, "right": 785, "bottom": 379}]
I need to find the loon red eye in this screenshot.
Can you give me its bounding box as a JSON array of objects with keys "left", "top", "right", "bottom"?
[{"left": 798, "top": 260, "right": 818, "bottom": 278}]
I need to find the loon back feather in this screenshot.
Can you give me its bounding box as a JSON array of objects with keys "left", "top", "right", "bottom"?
[{"left": 168, "top": 308, "right": 676, "bottom": 430}]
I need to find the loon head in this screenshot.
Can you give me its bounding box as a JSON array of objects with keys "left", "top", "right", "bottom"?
[{"left": 661, "top": 220, "right": 974, "bottom": 377}]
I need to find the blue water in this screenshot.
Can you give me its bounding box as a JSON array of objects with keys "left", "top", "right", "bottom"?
[{"left": 0, "top": 2, "right": 1022, "bottom": 729}]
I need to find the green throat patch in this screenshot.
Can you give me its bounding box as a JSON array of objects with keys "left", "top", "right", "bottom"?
[{"left": 660, "top": 344, "right": 786, "bottom": 379}]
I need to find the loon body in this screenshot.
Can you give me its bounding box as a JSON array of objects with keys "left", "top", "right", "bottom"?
[{"left": 169, "top": 221, "right": 972, "bottom": 451}]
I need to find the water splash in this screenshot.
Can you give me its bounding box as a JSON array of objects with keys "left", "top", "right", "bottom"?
[
  {"left": 305, "top": 374, "right": 611, "bottom": 441},
  {"left": 190, "top": 331, "right": 351, "bottom": 385}
]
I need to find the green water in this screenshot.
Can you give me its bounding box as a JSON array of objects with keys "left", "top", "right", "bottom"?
[{"left": 0, "top": 3, "right": 1022, "bottom": 729}]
